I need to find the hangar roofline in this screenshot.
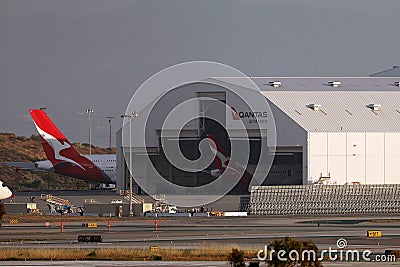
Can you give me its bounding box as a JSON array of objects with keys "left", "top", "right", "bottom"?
[{"left": 213, "top": 76, "right": 400, "bottom": 79}]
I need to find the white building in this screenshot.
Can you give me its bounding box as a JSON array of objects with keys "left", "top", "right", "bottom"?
[
  {"left": 256, "top": 77, "right": 400, "bottom": 185},
  {"left": 117, "top": 77, "right": 400, "bottom": 194}
]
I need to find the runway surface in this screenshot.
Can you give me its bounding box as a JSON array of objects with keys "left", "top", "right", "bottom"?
[
  {"left": 2, "top": 216, "right": 400, "bottom": 251},
  {"left": 1, "top": 215, "right": 400, "bottom": 265}
]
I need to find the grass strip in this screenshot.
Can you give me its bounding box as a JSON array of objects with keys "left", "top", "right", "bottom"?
[{"left": 0, "top": 245, "right": 258, "bottom": 261}]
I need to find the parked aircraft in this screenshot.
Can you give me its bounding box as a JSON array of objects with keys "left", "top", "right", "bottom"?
[
  {"left": 0, "top": 181, "right": 12, "bottom": 200},
  {"left": 5, "top": 110, "right": 116, "bottom": 184}
]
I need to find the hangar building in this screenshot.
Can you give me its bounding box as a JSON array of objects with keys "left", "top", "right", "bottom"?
[
  {"left": 116, "top": 77, "right": 400, "bottom": 194},
  {"left": 261, "top": 78, "right": 400, "bottom": 185}
]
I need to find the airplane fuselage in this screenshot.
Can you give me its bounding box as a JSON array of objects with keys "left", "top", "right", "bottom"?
[{"left": 34, "top": 154, "right": 116, "bottom": 183}]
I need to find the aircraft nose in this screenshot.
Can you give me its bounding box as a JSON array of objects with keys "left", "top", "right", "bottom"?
[{"left": 0, "top": 188, "right": 12, "bottom": 200}]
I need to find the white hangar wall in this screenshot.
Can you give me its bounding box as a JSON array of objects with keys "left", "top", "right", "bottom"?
[{"left": 308, "top": 132, "right": 400, "bottom": 184}]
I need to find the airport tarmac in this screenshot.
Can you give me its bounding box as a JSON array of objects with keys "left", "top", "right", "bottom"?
[
  {"left": 12, "top": 190, "right": 246, "bottom": 213},
  {"left": 3, "top": 192, "right": 400, "bottom": 265}
]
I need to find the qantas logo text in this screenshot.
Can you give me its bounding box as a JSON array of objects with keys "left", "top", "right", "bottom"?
[{"left": 238, "top": 111, "right": 268, "bottom": 118}]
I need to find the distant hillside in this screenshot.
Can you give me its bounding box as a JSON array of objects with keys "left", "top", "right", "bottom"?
[{"left": 0, "top": 133, "right": 115, "bottom": 191}]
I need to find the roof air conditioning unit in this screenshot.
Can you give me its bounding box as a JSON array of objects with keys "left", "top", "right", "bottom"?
[
  {"left": 307, "top": 104, "right": 322, "bottom": 111},
  {"left": 394, "top": 81, "right": 400, "bottom": 87},
  {"left": 269, "top": 81, "right": 282, "bottom": 87},
  {"left": 368, "top": 104, "right": 381, "bottom": 111},
  {"left": 328, "top": 81, "right": 341, "bottom": 87}
]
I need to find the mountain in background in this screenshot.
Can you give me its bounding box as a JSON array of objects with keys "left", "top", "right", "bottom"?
[{"left": 0, "top": 132, "right": 115, "bottom": 191}]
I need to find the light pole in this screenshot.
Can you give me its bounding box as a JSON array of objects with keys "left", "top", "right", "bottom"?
[
  {"left": 86, "top": 108, "right": 94, "bottom": 154},
  {"left": 122, "top": 111, "right": 139, "bottom": 217},
  {"left": 106, "top": 116, "right": 114, "bottom": 148}
]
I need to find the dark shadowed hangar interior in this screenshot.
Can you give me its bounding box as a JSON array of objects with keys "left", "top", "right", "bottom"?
[{"left": 116, "top": 76, "right": 400, "bottom": 195}]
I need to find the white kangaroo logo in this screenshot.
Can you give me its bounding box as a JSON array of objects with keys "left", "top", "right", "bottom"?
[{"left": 34, "top": 122, "right": 85, "bottom": 170}]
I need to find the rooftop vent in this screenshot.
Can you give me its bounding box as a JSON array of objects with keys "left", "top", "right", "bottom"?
[
  {"left": 367, "top": 104, "right": 381, "bottom": 111},
  {"left": 328, "top": 81, "right": 341, "bottom": 87},
  {"left": 394, "top": 81, "right": 400, "bottom": 87},
  {"left": 269, "top": 81, "right": 282, "bottom": 87},
  {"left": 307, "top": 104, "right": 322, "bottom": 111}
]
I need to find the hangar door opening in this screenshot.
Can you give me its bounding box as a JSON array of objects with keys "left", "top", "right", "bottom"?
[
  {"left": 198, "top": 91, "right": 227, "bottom": 139},
  {"left": 150, "top": 91, "right": 229, "bottom": 189},
  {"left": 263, "top": 147, "right": 303, "bottom": 185}
]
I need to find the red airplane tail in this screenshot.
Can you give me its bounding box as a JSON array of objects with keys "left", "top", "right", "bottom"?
[
  {"left": 29, "top": 109, "right": 82, "bottom": 167},
  {"left": 205, "top": 134, "right": 252, "bottom": 193},
  {"left": 205, "top": 134, "right": 229, "bottom": 170},
  {"left": 29, "top": 109, "right": 108, "bottom": 184}
]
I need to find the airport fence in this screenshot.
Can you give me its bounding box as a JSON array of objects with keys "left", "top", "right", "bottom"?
[{"left": 250, "top": 184, "right": 400, "bottom": 215}]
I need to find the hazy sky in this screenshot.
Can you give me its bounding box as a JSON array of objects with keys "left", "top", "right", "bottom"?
[{"left": 1, "top": 0, "right": 399, "bottom": 147}]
